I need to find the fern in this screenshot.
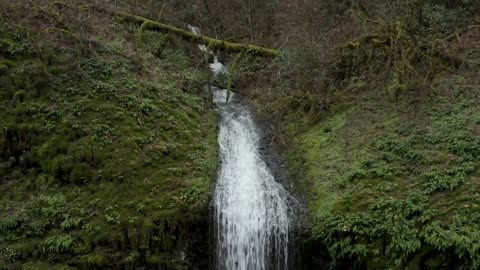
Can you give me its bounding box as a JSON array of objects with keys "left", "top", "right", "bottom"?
[
  {"left": 60, "top": 216, "right": 83, "bottom": 230},
  {"left": 42, "top": 235, "right": 74, "bottom": 254},
  {"left": 422, "top": 162, "right": 476, "bottom": 194}
]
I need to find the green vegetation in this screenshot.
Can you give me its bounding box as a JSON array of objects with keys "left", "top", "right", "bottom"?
[
  {"left": 237, "top": 0, "right": 480, "bottom": 268},
  {"left": 0, "top": 1, "right": 217, "bottom": 269},
  {"left": 288, "top": 72, "right": 480, "bottom": 268},
  {"left": 2, "top": 0, "right": 480, "bottom": 269}
]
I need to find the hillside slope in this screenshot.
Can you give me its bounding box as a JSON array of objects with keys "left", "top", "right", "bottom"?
[
  {"left": 290, "top": 67, "right": 480, "bottom": 268},
  {"left": 283, "top": 15, "right": 480, "bottom": 270},
  {"left": 0, "top": 1, "right": 217, "bottom": 269},
  {"left": 239, "top": 2, "right": 480, "bottom": 268}
]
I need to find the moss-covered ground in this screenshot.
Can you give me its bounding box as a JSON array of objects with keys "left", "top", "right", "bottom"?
[
  {"left": 0, "top": 1, "right": 217, "bottom": 269},
  {"left": 283, "top": 34, "right": 480, "bottom": 268}
]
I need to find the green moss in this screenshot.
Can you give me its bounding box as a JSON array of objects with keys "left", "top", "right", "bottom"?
[
  {"left": 21, "top": 261, "right": 53, "bottom": 270},
  {"left": 299, "top": 112, "right": 346, "bottom": 173},
  {"left": 69, "top": 163, "right": 96, "bottom": 184},
  {"left": 0, "top": 64, "right": 8, "bottom": 75},
  {"left": 79, "top": 252, "right": 107, "bottom": 269},
  {"left": 282, "top": 68, "right": 480, "bottom": 268},
  {"left": 12, "top": 89, "right": 26, "bottom": 104},
  {"left": 115, "top": 11, "right": 280, "bottom": 57},
  {"left": 18, "top": 242, "right": 35, "bottom": 259},
  {"left": 0, "top": 2, "right": 217, "bottom": 269}
]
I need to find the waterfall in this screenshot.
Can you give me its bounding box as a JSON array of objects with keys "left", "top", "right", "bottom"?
[
  {"left": 212, "top": 89, "right": 290, "bottom": 270},
  {"left": 186, "top": 24, "right": 291, "bottom": 269},
  {"left": 187, "top": 24, "right": 227, "bottom": 76},
  {"left": 209, "top": 55, "right": 227, "bottom": 76}
]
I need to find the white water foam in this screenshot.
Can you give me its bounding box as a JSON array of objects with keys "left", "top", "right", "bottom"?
[
  {"left": 213, "top": 89, "right": 290, "bottom": 270},
  {"left": 187, "top": 24, "right": 227, "bottom": 76},
  {"left": 210, "top": 55, "right": 228, "bottom": 76}
]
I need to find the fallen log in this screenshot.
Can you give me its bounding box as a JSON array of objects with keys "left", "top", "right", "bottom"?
[{"left": 114, "top": 11, "right": 280, "bottom": 57}]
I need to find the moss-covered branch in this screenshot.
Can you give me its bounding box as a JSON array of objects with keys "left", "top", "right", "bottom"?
[
  {"left": 136, "top": 20, "right": 150, "bottom": 47},
  {"left": 114, "top": 11, "right": 280, "bottom": 57}
]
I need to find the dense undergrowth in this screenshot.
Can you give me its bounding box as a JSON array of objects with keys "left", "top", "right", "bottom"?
[
  {"left": 0, "top": 1, "right": 217, "bottom": 269},
  {"left": 236, "top": 1, "right": 480, "bottom": 269},
  {"left": 291, "top": 70, "right": 480, "bottom": 269}
]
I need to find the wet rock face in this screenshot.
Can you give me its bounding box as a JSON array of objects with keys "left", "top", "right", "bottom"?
[{"left": 245, "top": 96, "right": 333, "bottom": 270}]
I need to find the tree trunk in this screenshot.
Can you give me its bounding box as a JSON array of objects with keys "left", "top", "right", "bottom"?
[{"left": 114, "top": 11, "right": 280, "bottom": 57}]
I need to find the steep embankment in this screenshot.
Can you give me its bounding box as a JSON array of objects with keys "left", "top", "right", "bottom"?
[
  {"left": 0, "top": 1, "right": 216, "bottom": 269},
  {"left": 283, "top": 20, "right": 480, "bottom": 270},
  {"left": 239, "top": 2, "right": 480, "bottom": 268},
  {"left": 289, "top": 68, "right": 480, "bottom": 268}
]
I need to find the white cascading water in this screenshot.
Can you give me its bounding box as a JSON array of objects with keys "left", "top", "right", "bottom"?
[
  {"left": 187, "top": 24, "right": 291, "bottom": 269},
  {"left": 212, "top": 89, "right": 290, "bottom": 270},
  {"left": 187, "top": 24, "right": 228, "bottom": 76}
]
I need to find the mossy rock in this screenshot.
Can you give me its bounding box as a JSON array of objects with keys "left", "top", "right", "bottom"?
[
  {"left": 0, "top": 64, "right": 8, "bottom": 75},
  {"left": 44, "top": 155, "right": 75, "bottom": 182},
  {"left": 69, "top": 162, "right": 97, "bottom": 184},
  {"left": 18, "top": 242, "right": 35, "bottom": 259},
  {"left": 12, "top": 89, "right": 27, "bottom": 104},
  {"left": 20, "top": 261, "right": 52, "bottom": 270},
  {"left": 74, "top": 252, "right": 108, "bottom": 269}
]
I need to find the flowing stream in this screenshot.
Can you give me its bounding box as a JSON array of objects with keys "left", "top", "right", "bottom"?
[
  {"left": 187, "top": 24, "right": 291, "bottom": 269},
  {"left": 212, "top": 89, "right": 290, "bottom": 270}
]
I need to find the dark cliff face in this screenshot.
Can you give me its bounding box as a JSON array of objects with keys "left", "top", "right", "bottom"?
[{"left": 251, "top": 98, "right": 329, "bottom": 270}]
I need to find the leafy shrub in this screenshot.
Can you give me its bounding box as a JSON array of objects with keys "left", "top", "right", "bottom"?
[
  {"left": 41, "top": 235, "right": 74, "bottom": 254},
  {"left": 91, "top": 80, "right": 116, "bottom": 99},
  {"left": 422, "top": 218, "right": 480, "bottom": 269},
  {"left": 448, "top": 137, "right": 480, "bottom": 161},
  {"left": 0, "top": 216, "right": 27, "bottom": 240},
  {"left": 373, "top": 136, "right": 425, "bottom": 164},
  {"left": 422, "top": 163, "right": 476, "bottom": 194},
  {"left": 313, "top": 191, "right": 444, "bottom": 268}
]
